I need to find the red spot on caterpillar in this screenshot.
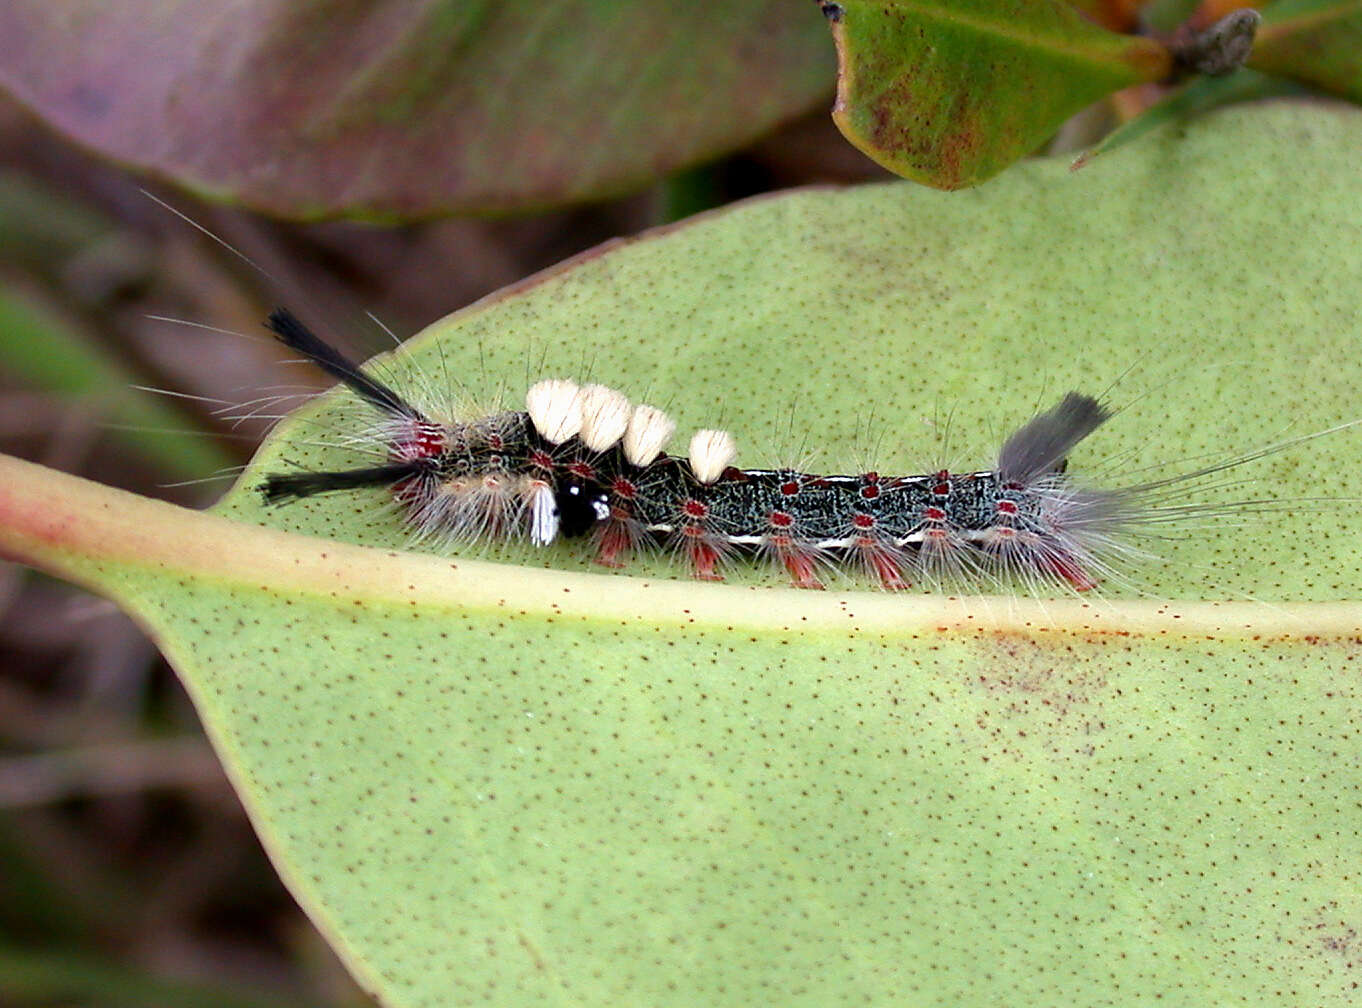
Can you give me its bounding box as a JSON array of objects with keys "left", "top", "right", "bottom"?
[
  {"left": 852, "top": 513, "right": 875, "bottom": 529},
  {"left": 611, "top": 477, "right": 638, "bottom": 500},
  {"left": 682, "top": 498, "right": 708, "bottom": 520},
  {"left": 923, "top": 506, "right": 947, "bottom": 522},
  {"left": 860, "top": 483, "right": 880, "bottom": 500},
  {"left": 780, "top": 480, "right": 800, "bottom": 496},
  {"left": 932, "top": 471, "right": 952, "bottom": 496},
  {"left": 529, "top": 450, "right": 554, "bottom": 471},
  {"left": 769, "top": 510, "right": 794, "bottom": 529},
  {"left": 392, "top": 420, "right": 445, "bottom": 461},
  {"left": 567, "top": 460, "right": 596, "bottom": 480},
  {"left": 996, "top": 499, "right": 1019, "bottom": 515}
]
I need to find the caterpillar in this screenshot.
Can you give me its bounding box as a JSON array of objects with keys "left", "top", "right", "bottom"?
[{"left": 253, "top": 306, "right": 1262, "bottom": 595}]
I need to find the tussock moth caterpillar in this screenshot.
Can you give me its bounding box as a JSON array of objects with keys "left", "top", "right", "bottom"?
[{"left": 253, "top": 307, "right": 1358, "bottom": 594}]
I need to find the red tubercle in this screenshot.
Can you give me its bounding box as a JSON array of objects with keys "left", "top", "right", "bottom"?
[
  {"left": 567, "top": 460, "right": 596, "bottom": 480},
  {"left": 682, "top": 498, "right": 709, "bottom": 520},
  {"left": 529, "top": 450, "right": 555, "bottom": 472},
  {"left": 931, "top": 471, "right": 952, "bottom": 496},
  {"left": 923, "top": 506, "right": 947, "bottom": 522},
  {"left": 768, "top": 510, "right": 794, "bottom": 530},
  {"left": 611, "top": 477, "right": 638, "bottom": 500},
  {"left": 780, "top": 480, "right": 800, "bottom": 497},
  {"left": 860, "top": 482, "right": 880, "bottom": 500},
  {"left": 391, "top": 420, "right": 446, "bottom": 462},
  {"left": 995, "top": 499, "right": 1019, "bottom": 515}
]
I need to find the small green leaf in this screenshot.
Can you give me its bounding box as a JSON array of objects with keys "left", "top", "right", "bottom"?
[
  {"left": 3, "top": 103, "right": 1362, "bottom": 1006},
  {"left": 826, "top": 0, "right": 1172, "bottom": 188},
  {"left": 1250, "top": 0, "right": 1362, "bottom": 102}
]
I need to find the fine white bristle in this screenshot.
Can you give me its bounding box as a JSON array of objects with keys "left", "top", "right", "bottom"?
[
  {"left": 526, "top": 379, "right": 583, "bottom": 445},
  {"left": 579, "top": 384, "right": 632, "bottom": 452},
  {"left": 689, "top": 428, "right": 737, "bottom": 484},
  {"left": 623, "top": 404, "right": 676, "bottom": 467},
  {"left": 528, "top": 480, "right": 559, "bottom": 546}
]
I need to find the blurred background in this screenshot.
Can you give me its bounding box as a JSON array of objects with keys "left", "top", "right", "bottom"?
[{"left": 0, "top": 5, "right": 888, "bottom": 1002}]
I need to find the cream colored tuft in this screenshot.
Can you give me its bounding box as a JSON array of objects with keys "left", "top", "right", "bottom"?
[
  {"left": 579, "top": 384, "right": 632, "bottom": 452},
  {"left": 688, "top": 429, "right": 737, "bottom": 484},
  {"left": 525, "top": 379, "right": 583, "bottom": 444},
  {"left": 623, "top": 404, "right": 676, "bottom": 467}
]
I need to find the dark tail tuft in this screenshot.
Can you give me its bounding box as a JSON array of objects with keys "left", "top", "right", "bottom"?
[
  {"left": 265, "top": 307, "right": 423, "bottom": 420},
  {"left": 259, "top": 461, "right": 428, "bottom": 504},
  {"left": 997, "top": 393, "right": 1111, "bottom": 485}
]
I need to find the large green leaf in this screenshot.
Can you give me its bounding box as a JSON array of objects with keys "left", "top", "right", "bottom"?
[
  {"left": 825, "top": 0, "right": 1172, "bottom": 188},
  {"left": 0, "top": 2, "right": 832, "bottom": 219},
  {"left": 4, "top": 102, "right": 1362, "bottom": 1006}
]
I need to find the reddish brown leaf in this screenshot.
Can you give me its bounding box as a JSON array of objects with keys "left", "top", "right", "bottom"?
[{"left": 0, "top": 2, "right": 833, "bottom": 219}]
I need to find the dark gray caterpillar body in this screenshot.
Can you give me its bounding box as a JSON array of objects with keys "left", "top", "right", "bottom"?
[{"left": 259, "top": 308, "right": 1146, "bottom": 591}]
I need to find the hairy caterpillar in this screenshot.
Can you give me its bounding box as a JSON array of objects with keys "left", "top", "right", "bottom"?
[{"left": 253, "top": 307, "right": 1348, "bottom": 594}]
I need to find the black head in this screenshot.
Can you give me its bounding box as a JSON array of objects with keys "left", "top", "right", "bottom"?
[{"left": 554, "top": 479, "right": 610, "bottom": 538}]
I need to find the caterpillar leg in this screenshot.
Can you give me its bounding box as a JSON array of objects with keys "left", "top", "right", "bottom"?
[
  {"left": 765, "top": 535, "right": 824, "bottom": 590},
  {"left": 855, "top": 538, "right": 909, "bottom": 591},
  {"left": 684, "top": 533, "right": 725, "bottom": 581},
  {"left": 1038, "top": 553, "right": 1097, "bottom": 592},
  {"left": 593, "top": 507, "right": 642, "bottom": 569}
]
